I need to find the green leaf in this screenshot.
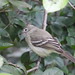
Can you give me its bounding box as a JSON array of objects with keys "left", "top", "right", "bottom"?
[
  {"left": 71, "top": 45, "right": 75, "bottom": 50},
  {"left": 66, "top": 37, "right": 75, "bottom": 46},
  {"left": 0, "top": 0, "right": 8, "bottom": 8},
  {"left": 43, "top": 67, "right": 64, "bottom": 75},
  {"left": 69, "top": 0, "right": 75, "bottom": 6},
  {"left": 14, "top": 19, "right": 25, "bottom": 28},
  {"left": 43, "top": 0, "right": 69, "bottom": 13},
  {"left": 1, "top": 65, "right": 23, "bottom": 75},
  {"left": 21, "top": 52, "right": 30, "bottom": 69},
  {"left": 0, "top": 55, "right": 4, "bottom": 68},
  {"left": 50, "top": 24, "right": 63, "bottom": 36},
  {"left": 33, "top": 11, "right": 44, "bottom": 27},
  {"left": 9, "top": 0, "right": 32, "bottom": 11},
  {"left": 67, "top": 27, "right": 75, "bottom": 37},
  {"left": 61, "top": 66, "right": 69, "bottom": 74},
  {"left": 0, "top": 28, "right": 9, "bottom": 37},
  {"left": 0, "top": 73, "right": 12, "bottom": 75},
  {"left": 66, "top": 26, "right": 75, "bottom": 46},
  {"left": 0, "top": 12, "right": 9, "bottom": 25},
  {"left": 0, "top": 42, "right": 13, "bottom": 50},
  {"left": 68, "top": 73, "right": 74, "bottom": 75},
  {"left": 31, "top": 69, "right": 43, "bottom": 75},
  {"left": 55, "top": 57, "right": 64, "bottom": 68}
]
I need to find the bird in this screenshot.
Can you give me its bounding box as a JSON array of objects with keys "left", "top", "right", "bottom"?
[{"left": 22, "top": 24, "right": 75, "bottom": 63}]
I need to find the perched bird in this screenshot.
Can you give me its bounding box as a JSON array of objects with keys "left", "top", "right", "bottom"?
[{"left": 22, "top": 24, "right": 75, "bottom": 63}]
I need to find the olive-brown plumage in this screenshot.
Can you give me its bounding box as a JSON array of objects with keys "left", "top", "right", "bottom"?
[{"left": 22, "top": 25, "right": 75, "bottom": 63}]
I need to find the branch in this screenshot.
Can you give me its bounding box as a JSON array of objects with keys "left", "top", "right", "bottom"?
[
  {"left": 27, "top": 57, "right": 41, "bottom": 73},
  {"left": 0, "top": 10, "right": 6, "bottom": 12},
  {"left": 69, "top": 1, "right": 75, "bottom": 10},
  {"left": 7, "top": 63, "right": 26, "bottom": 75},
  {"left": 42, "top": 10, "right": 48, "bottom": 30}
]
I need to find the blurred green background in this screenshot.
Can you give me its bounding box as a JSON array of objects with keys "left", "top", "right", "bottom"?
[{"left": 0, "top": 0, "right": 75, "bottom": 75}]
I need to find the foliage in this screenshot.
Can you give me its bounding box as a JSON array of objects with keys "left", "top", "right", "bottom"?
[
  {"left": 0, "top": 0, "right": 75, "bottom": 75},
  {"left": 43, "top": 0, "right": 68, "bottom": 12},
  {"left": 0, "top": 73, "right": 12, "bottom": 75}
]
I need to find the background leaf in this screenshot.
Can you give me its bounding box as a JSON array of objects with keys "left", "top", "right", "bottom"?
[
  {"left": 0, "top": 0, "right": 8, "bottom": 8},
  {"left": 43, "top": 67, "right": 64, "bottom": 75},
  {"left": 0, "top": 42, "right": 13, "bottom": 50},
  {"left": 0, "top": 73, "right": 12, "bottom": 75},
  {"left": 9, "top": 0, "right": 32, "bottom": 11}
]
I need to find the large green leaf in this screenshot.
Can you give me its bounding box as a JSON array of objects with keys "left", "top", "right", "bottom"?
[
  {"left": 0, "top": 0, "right": 8, "bottom": 8},
  {"left": 66, "top": 26, "right": 75, "bottom": 46},
  {"left": 9, "top": 0, "right": 32, "bottom": 11},
  {"left": 66, "top": 36, "right": 75, "bottom": 46},
  {"left": 67, "top": 27, "right": 75, "bottom": 37},
  {"left": 21, "top": 52, "right": 30, "bottom": 69},
  {"left": 43, "top": 67, "right": 64, "bottom": 75},
  {"left": 0, "top": 42, "right": 13, "bottom": 50},
  {"left": 31, "top": 69, "right": 43, "bottom": 75},
  {"left": 43, "top": 0, "right": 69, "bottom": 13},
  {"left": 0, "top": 12, "right": 9, "bottom": 25},
  {"left": 0, "top": 73, "right": 12, "bottom": 75},
  {"left": 1, "top": 65, "right": 24, "bottom": 75}
]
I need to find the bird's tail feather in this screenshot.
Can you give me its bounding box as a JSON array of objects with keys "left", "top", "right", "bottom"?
[{"left": 61, "top": 50, "right": 75, "bottom": 63}]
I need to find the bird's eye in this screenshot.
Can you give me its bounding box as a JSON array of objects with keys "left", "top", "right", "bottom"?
[{"left": 24, "top": 28, "right": 28, "bottom": 32}]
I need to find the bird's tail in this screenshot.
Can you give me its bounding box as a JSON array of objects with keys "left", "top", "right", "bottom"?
[{"left": 61, "top": 50, "right": 75, "bottom": 63}]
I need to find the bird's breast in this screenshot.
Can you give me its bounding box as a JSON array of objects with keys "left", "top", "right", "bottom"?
[{"left": 30, "top": 46, "right": 55, "bottom": 57}]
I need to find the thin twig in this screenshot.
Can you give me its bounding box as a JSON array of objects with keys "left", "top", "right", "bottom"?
[
  {"left": 8, "top": 63, "right": 26, "bottom": 75},
  {"left": 27, "top": 58, "right": 41, "bottom": 73},
  {"left": 0, "top": 10, "right": 6, "bottom": 12},
  {"left": 3, "top": 24, "right": 10, "bottom": 30},
  {"left": 69, "top": 1, "right": 75, "bottom": 10},
  {"left": 27, "top": 66, "right": 38, "bottom": 73},
  {"left": 42, "top": 10, "right": 48, "bottom": 30},
  {"left": 0, "top": 9, "right": 11, "bottom": 13}
]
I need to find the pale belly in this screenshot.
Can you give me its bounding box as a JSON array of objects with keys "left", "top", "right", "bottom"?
[{"left": 30, "top": 46, "right": 56, "bottom": 57}]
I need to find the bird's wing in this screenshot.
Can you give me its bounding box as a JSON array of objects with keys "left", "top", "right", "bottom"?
[{"left": 30, "top": 29, "right": 63, "bottom": 53}]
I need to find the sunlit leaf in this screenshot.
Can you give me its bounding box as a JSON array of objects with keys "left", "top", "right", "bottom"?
[
  {"left": 0, "top": 73, "right": 12, "bottom": 75},
  {"left": 43, "top": 0, "right": 69, "bottom": 13}
]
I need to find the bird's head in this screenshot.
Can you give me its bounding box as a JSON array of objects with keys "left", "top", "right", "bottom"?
[
  {"left": 22, "top": 25, "right": 36, "bottom": 34},
  {"left": 21, "top": 24, "right": 37, "bottom": 41}
]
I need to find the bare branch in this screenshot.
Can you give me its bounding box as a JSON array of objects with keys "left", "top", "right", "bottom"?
[
  {"left": 42, "top": 10, "right": 48, "bottom": 30},
  {"left": 27, "top": 58, "right": 41, "bottom": 73},
  {"left": 69, "top": 1, "right": 75, "bottom": 10},
  {"left": 7, "top": 63, "right": 26, "bottom": 75}
]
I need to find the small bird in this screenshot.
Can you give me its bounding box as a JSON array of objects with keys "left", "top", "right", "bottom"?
[{"left": 22, "top": 24, "right": 75, "bottom": 63}]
